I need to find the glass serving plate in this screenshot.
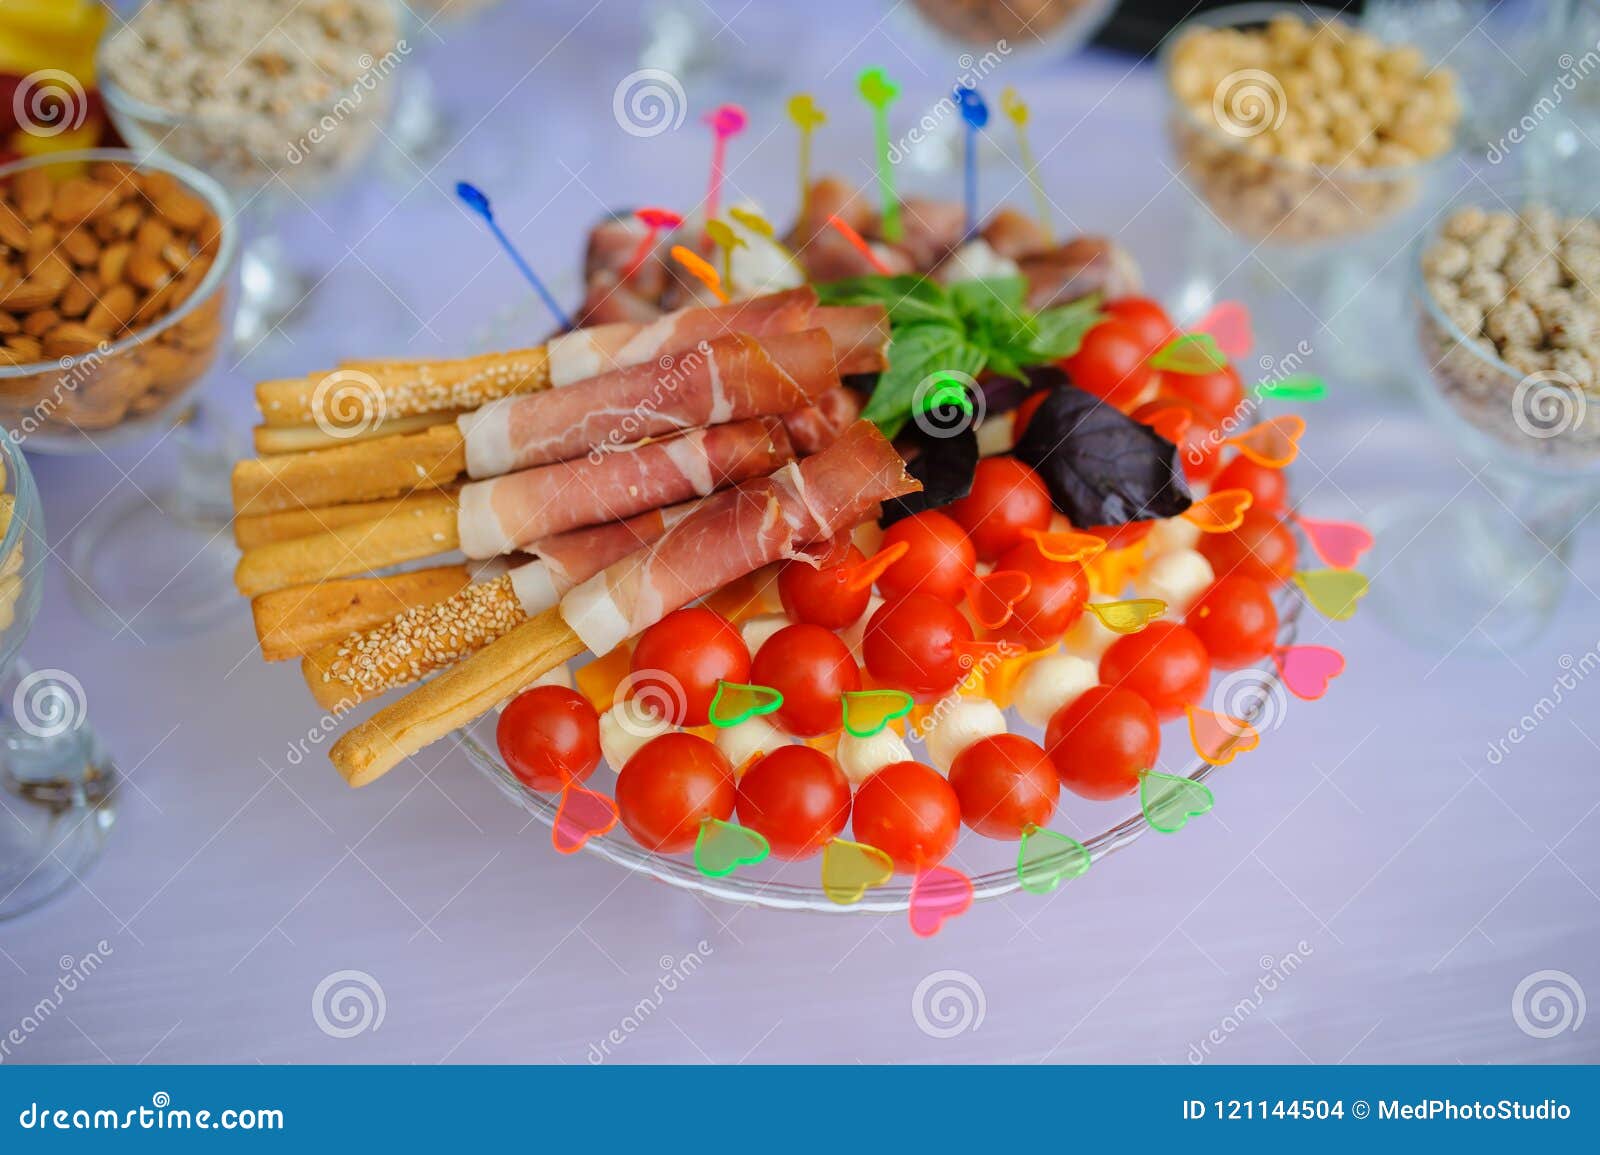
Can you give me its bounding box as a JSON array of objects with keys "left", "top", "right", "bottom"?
[{"left": 458, "top": 574, "right": 1307, "bottom": 913}]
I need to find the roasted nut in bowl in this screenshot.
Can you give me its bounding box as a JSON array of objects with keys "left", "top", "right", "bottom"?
[{"left": 0, "top": 149, "right": 236, "bottom": 453}]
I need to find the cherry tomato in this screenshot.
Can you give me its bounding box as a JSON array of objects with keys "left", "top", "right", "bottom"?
[
  {"left": 1186, "top": 575, "right": 1279, "bottom": 669},
  {"left": 1198, "top": 507, "right": 1297, "bottom": 588},
  {"left": 1045, "top": 684, "right": 1161, "bottom": 801},
  {"left": 1156, "top": 363, "right": 1244, "bottom": 423},
  {"left": 496, "top": 686, "right": 601, "bottom": 792},
  {"left": 877, "top": 511, "right": 975, "bottom": 602},
  {"left": 948, "top": 733, "right": 1059, "bottom": 839},
  {"left": 990, "top": 539, "right": 1089, "bottom": 651},
  {"left": 1099, "top": 620, "right": 1212, "bottom": 720},
  {"left": 1211, "top": 454, "right": 1289, "bottom": 514},
  {"left": 862, "top": 594, "right": 975, "bottom": 697},
  {"left": 615, "top": 732, "right": 735, "bottom": 853},
  {"left": 750, "top": 624, "right": 860, "bottom": 736},
  {"left": 778, "top": 543, "right": 873, "bottom": 629},
  {"left": 1062, "top": 318, "right": 1155, "bottom": 409},
  {"left": 629, "top": 607, "right": 749, "bottom": 726},
  {"left": 1086, "top": 520, "right": 1154, "bottom": 550},
  {"left": 735, "top": 745, "right": 851, "bottom": 859},
  {"left": 945, "top": 457, "right": 1053, "bottom": 562},
  {"left": 1014, "top": 389, "right": 1051, "bottom": 439},
  {"left": 1132, "top": 396, "right": 1223, "bottom": 484},
  {"left": 1104, "top": 297, "right": 1177, "bottom": 352},
  {"left": 851, "top": 761, "right": 961, "bottom": 872}
]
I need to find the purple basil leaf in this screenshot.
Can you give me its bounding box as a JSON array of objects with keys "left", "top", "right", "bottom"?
[{"left": 879, "top": 420, "right": 979, "bottom": 526}]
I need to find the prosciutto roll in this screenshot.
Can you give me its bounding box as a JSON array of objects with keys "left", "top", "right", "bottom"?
[
  {"left": 562, "top": 422, "right": 917, "bottom": 655},
  {"left": 508, "top": 501, "right": 694, "bottom": 614},
  {"left": 458, "top": 329, "right": 837, "bottom": 478},
  {"left": 781, "top": 385, "right": 863, "bottom": 455},
  {"left": 456, "top": 418, "right": 793, "bottom": 559}
]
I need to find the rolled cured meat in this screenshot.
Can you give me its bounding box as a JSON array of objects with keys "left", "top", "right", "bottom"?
[
  {"left": 781, "top": 385, "right": 863, "bottom": 455},
  {"left": 458, "top": 329, "right": 837, "bottom": 478},
  {"left": 562, "top": 422, "right": 917, "bottom": 654},
  {"left": 509, "top": 501, "right": 694, "bottom": 614},
  {"left": 456, "top": 417, "right": 793, "bottom": 559}
]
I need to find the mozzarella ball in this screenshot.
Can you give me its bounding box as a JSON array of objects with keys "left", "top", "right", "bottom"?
[
  {"left": 836, "top": 727, "right": 912, "bottom": 785},
  {"left": 714, "top": 714, "right": 791, "bottom": 773},
  {"left": 976, "top": 411, "right": 1018, "bottom": 458},
  {"left": 1013, "top": 653, "right": 1099, "bottom": 729},
  {"left": 920, "top": 697, "right": 1007, "bottom": 773},
  {"left": 740, "top": 613, "right": 790, "bottom": 655},
  {"left": 495, "top": 663, "right": 573, "bottom": 712},
  {"left": 1133, "top": 548, "right": 1215, "bottom": 615},
  {"left": 1064, "top": 603, "right": 1120, "bottom": 661},
  {"left": 1146, "top": 515, "right": 1201, "bottom": 556},
  {"left": 597, "top": 702, "right": 672, "bottom": 772},
  {"left": 839, "top": 594, "right": 883, "bottom": 660}
]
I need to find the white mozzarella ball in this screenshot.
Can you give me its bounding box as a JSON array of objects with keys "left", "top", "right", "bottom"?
[
  {"left": 1133, "top": 548, "right": 1214, "bottom": 615},
  {"left": 1064, "top": 604, "right": 1120, "bottom": 662},
  {"left": 836, "top": 727, "right": 912, "bottom": 785},
  {"left": 920, "top": 697, "right": 1007, "bottom": 773},
  {"left": 1146, "top": 515, "right": 1201, "bottom": 556},
  {"left": 839, "top": 594, "right": 883, "bottom": 660},
  {"left": 976, "top": 411, "right": 1018, "bottom": 458},
  {"left": 494, "top": 663, "right": 573, "bottom": 711},
  {"left": 714, "top": 715, "right": 791, "bottom": 773},
  {"left": 1013, "top": 654, "right": 1099, "bottom": 729},
  {"left": 598, "top": 702, "right": 672, "bottom": 772},
  {"left": 740, "top": 613, "right": 790, "bottom": 655}
]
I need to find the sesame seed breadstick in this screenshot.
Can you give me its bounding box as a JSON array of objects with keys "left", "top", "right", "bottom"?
[
  {"left": 231, "top": 424, "right": 468, "bottom": 517},
  {"left": 233, "top": 488, "right": 461, "bottom": 549},
  {"left": 252, "top": 565, "right": 473, "bottom": 662},
  {"left": 234, "top": 496, "right": 461, "bottom": 597},
  {"left": 252, "top": 410, "right": 462, "bottom": 456}
]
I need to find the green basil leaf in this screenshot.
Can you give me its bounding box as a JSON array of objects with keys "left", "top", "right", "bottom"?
[
  {"left": 1029, "top": 297, "right": 1104, "bottom": 361},
  {"left": 815, "top": 275, "right": 956, "bottom": 326},
  {"left": 861, "top": 326, "right": 987, "bottom": 438},
  {"left": 948, "top": 276, "right": 1028, "bottom": 323}
]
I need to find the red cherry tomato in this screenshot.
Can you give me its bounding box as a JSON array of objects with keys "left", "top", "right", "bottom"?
[
  {"left": 1086, "top": 520, "right": 1154, "bottom": 549},
  {"left": 1211, "top": 454, "right": 1289, "bottom": 514},
  {"left": 990, "top": 539, "right": 1089, "bottom": 651},
  {"left": 750, "top": 624, "right": 860, "bottom": 736},
  {"left": 1099, "top": 620, "right": 1212, "bottom": 720},
  {"left": 1105, "top": 297, "right": 1177, "bottom": 352},
  {"left": 496, "top": 686, "right": 601, "bottom": 793},
  {"left": 1132, "top": 396, "right": 1224, "bottom": 484},
  {"left": 1198, "top": 507, "right": 1298, "bottom": 588},
  {"left": 948, "top": 734, "right": 1059, "bottom": 839},
  {"left": 735, "top": 745, "right": 851, "bottom": 859},
  {"left": 615, "top": 732, "right": 735, "bottom": 853},
  {"left": 778, "top": 544, "right": 874, "bottom": 629},
  {"left": 1062, "top": 318, "right": 1155, "bottom": 409},
  {"left": 1045, "top": 684, "right": 1161, "bottom": 801},
  {"left": 1014, "top": 389, "right": 1050, "bottom": 439},
  {"left": 1186, "top": 575, "right": 1280, "bottom": 669},
  {"left": 629, "top": 607, "right": 749, "bottom": 726},
  {"left": 945, "top": 457, "right": 1053, "bottom": 562},
  {"left": 877, "top": 511, "right": 975, "bottom": 602},
  {"left": 1155, "top": 363, "right": 1244, "bottom": 423},
  {"left": 862, "top": 594, "right": 976, "bottom": 697},
  {"left": 851, "top": 761, "right": 961, "bottom": 872}
]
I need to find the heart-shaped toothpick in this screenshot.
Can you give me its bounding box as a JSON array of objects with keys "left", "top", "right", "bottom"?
[
  {"left": 1186, "top": 705, "right": 1261, "bottom": 766},
  {"left": 1293, "top": 569, "right": 1369, "bottom": 621},
  {"left": 1017, "top": 827, "right": 1091, "bottom": 894},
  {"left": 967, "top": 568, "right": 1031, "bottom": 629},
  {"left": 1273, "top": 645, "right": 1346, "bottom": 700},
  {"left": 1085, "top": 598, "right": 1167, "bottom": 634},
  {"left": 1139, "top": 770, "right": 1214, "bottom": 834},
  {"left": 1022, "top": 528, "right": 1106, "bottom": 564},
  {"left": 1194, "top": 300, "right": 1253, "bottom": 358},
  {"left": 552, "top": 784, "right": 619, "bottom": 854},
  {"left": 1148, "top": 333, "right": 1228, "bottom": 375},
  {"left": 841, "top": 689, "right": 914, "bottom": 738},
  {"left": 1226, "top": 415, "right": 1305, "bottom": 468},
  {"left": 822, "top": 838, "right": 895, "bottom": 905},
  {"left": 694, "top": 818, "right": 769, "bottom": 878},
  {"left": 709, "top": 681, "right": 784, "bottom": 728},
  {"left": 909, "top": 863, "right": 973, "bottom": 937},
  {"left": 1182, "top": 487, "right": 1254, "bottom": 533},
  {"left": 1294, "top": 516, "right": 1373, "bottom": 570}
]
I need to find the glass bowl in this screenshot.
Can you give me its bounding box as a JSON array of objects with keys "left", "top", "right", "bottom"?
[
  {"left": 0, "top": 148, "right": 237, "bottom": 453},
  {"left": 0, "top": 432, "right": 44, "bottom": 672},
  {"left": 459, "top": 578, "right": 1308, "bottom": 913},
  {"left": 1161, "top": 2, "right": 1460, "bottom": 248}
]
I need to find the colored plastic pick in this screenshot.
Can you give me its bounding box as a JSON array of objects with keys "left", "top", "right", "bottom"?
[
  {"left": 1022, "top": 527, "right": 1106, "bottom": 564},
  {"left": 1086, "top": 598, "right": 1167, "bottom": 634},
  {"left": 1226, "top": 414, "right": 1305, "bottom": 468},
  {"left": 727, "top": 206, "right": 776, "bottom": 239},
  {"left": 841, "top": 689, "right": 914, "bottom": 738},
  {"left": 1186, "top": 704, "right": 1261, "bottom": 766},
  {"left": 702, "top": 103, "right": 746, "bottom": 228},
  {"left": 704, "top": 218, "right": 746, "bottom": 287},
  {"left": 909, "top": 863, "right": 973, "bottom": 937},
  {"left": 1139, "top": 770, "right": 1214, "bottom": 834},
  {"left": 918, "top": 373, "right": 974, "bottom": 418},
  {"left": 1193, "top": 301, "right": 1253, "bottom": 358},
  {"left": 694, "top": 817, "right": 769, "bottom": 878},
  {"left": 456, "top": 181, "right": 572, "bottom": 329},
  {"left": 1182, "top": 487, "right": 1254, "bottom": 533},
  {"left": 1256, "top": 373, "right": 1327, "bottom": 401},
  {"left": 1148, "top": 332, "right": 1228, "bottom": 374},
  {"left": 1293, "top": 569, "right": 1370, "bottom": 621},
  {"left": 1273, "top": 645, "right": 1346, "bottom": 700},
  {"left": 709, "top": 681, "right": 784, "bottom": 728},
  {"left": 857, "top": 67, "right": 901, "bottom": 242},
  {"left": 552, "top": 784, "right": 618, "bottom": 854},
  {"left": 826, "top": 214, "right": 891, "bottom": 274},
  {"left": 967, "top": 568, "right": 1031, "bottom": 629},
  {"left": 839, "top": 540, "right": 909, "bottom": 592},
  {"left": 625, "top": 206, "right": 683, "bottom": 278},
  {"left": 786, "top": 93, "right": 826, "bottom": 221},
  {"left": 1000, "top": 86, "right": 1052, "bottom": 242},
  {"left": 1017, "top": 826, "right": 1090, "bottom": 894},
  {"left": 822, "top": 838, "right": 895, "bottom": 904},
  {"left": 670, "top": 244, "right": 729, "bottom": 303},
  {"left": 954, "top": 84, "right": 988, "bottom": 235},
  {"left": 1138, "top": 403, "right": 1193, "bottom": 446},
  {"left": 1295, "top": 515, "right": 1373, "bottom": 570}
]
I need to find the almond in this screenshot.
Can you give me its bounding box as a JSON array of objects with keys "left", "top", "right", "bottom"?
[
  {"left": 97, "top": 242, "right": 130, "bottom": 286},
  {"left": 57, "top": 278, "right": 93, "bottom": 319},
  {"left": 155, "top": 188, "right": 210, "bottom": 232},
  {"left": 0, "top": 312, "right": 17, "bottom": 335},
  {"left": 135, "top": 216, "right": 172, "bottom": 258},
  {"left": 85, "top": 283, "right": 138, "bottom": 333},
  {"left": 127, "top": 249, "right": 170, "bottom": 293},
  {"left": 43, "top": 322, "right": 105, "bottom": 358},
  {"left": 4, "top": 335, "right": 43, "bottom": 362},
  {"left": 13, "top": 169, "right": 51, "bottom": 223},
  {"left": 0, "top": 255, "right": 68, "bottom": 312},
  {"left": 22, "top": 308, "right": 59, "bottom": 338},
  {"left": 60, "top": 229, "right": 100, "bottom": 267},
  {"left": 48, "top": 178, "right": 107, "bottom": 226},
  {"left": 0, "top": 203, "right": 28, "bottom": 251},
  {"left": 138, "top": 170, "right": 177, "bottom": 202},
  {"left": 100, "top": 203, "right": 141, "bottom": 241},
  {"left": 23, "top": 222, "right": 57, "bottom": 266}
]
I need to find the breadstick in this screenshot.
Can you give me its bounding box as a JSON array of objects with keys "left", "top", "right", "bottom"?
[
  {"left": 231, "top": 424, "right": 467, "bottom": 517},
  {"left": 234, "top": 497, "right": 460, "bottom": 597},
  {"left": 253, "top": 564, "right": 472, "bottom": 662},
  {"left": 252, "top": 410, "right": 461, "bottom": 456},
  {"left": 255, "top": 347, "right": 550, "bottom": 426},
  {"left": 233, "top": 488, "right": 460, "bottom": 549},
  {"left": 330, "top": 608, "right": 584, "bottom": 787}
]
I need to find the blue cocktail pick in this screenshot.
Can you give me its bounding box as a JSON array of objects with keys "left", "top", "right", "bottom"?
[{"left": 455, "top": 181, "right": 572, "bottom": 330}]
